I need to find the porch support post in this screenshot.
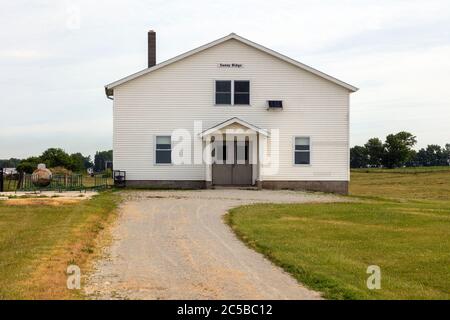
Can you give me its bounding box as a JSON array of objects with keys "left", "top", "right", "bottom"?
[
  {"left": 205, "top": 136, "right": 213, "bottom": 189},
  {"left": 256, "top": 132, "right": 262, "bottom": 189}
]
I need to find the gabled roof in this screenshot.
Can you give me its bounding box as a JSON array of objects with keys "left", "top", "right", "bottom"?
[
  {"left": 105, "top": 33, "right": 358, "bottom": 97},
  {"left": 199, "top": 117, "right": 269, "bottom": 137}
]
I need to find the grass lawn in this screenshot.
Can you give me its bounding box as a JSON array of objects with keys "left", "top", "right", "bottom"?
[
  {"left": 226, "top": 167, "right": 450, "bottom": 299},
  {"left": 0, "top": 191, "right": 119, "bottom": 299}
]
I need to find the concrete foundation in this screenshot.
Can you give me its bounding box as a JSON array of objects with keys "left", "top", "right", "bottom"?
[
  {"left": 123, "top": 180, "right": 348, "bottom": 194},
  {"left": 125, "top": 180, "right": 206, "bottom": 189}
]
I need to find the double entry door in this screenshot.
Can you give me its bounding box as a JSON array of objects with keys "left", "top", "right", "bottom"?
[{"left": 212, "top": 138, "right": 252, "bottom": 186}]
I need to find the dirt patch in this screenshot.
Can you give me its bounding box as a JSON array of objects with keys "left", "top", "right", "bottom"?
[
  {"left": 4, "top": 198, "right": 85, "bottom": 206},
  {"left": 19, "top": 196, "right": 119, "bottom": 299}
]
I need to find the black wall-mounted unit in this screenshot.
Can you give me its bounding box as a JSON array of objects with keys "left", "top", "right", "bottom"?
[{"left": 267, "top": 100, "right": 283, "bottom": 109}]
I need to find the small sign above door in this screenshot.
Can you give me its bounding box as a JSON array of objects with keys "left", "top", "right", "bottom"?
[{"left": 218, "top": 63, "right": 243, "bottom": 68}]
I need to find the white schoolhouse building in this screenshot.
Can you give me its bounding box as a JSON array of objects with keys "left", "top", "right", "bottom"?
[{"left": 105, "top": 31, "right": 357, "bottom": 194}]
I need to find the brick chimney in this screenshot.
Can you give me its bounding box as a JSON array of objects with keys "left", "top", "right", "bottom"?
[{"left": 148, "top": 30, "right": 156, "bottom": 68}]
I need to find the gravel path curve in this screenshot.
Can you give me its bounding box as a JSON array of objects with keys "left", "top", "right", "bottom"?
[{"left": 84, "top": 189, "right": 344, "bottom": 299}]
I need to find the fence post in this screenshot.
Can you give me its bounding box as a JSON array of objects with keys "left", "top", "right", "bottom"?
[
  {"left": 17, "top": 171, "right": 24, "bottom": 191},
  {"left": 0, "top": 168, "right": 3, "bottom": 192}
]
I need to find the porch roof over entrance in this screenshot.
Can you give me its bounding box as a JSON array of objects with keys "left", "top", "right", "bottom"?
[{"left": 199, "top": 117, "right": 269, "bottom": 138}]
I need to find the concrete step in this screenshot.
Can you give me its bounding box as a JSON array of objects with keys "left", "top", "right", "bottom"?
[{"left": 212, "top": 186, "right": 259, "bottom": 191}]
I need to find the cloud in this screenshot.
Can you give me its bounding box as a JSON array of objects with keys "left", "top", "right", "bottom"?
[
  {"left": 0, "top": 49, "right": 52, "bottom": 60},
  {"left": 1, "top": 118, "right": 111, "bottom": 137},
  {"left": 0, "top": 118, "right": 112, "bottom": 159}
]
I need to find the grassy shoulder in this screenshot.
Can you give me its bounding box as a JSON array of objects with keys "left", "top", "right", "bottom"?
[
  {"left": 0, "top": 191, "right": 120, "bottom": 299},
  {"left": 226, "top": 167, "right": 450, "bottom": 299}
]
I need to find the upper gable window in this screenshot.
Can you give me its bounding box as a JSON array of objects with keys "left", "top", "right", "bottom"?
[
  {"left": 234, "top": 81, "right": 250, "bottom": 105},
  {"left": 215, "top": 81, "right": 232, "bottom": 104},
  {"left": 215, "top": 80, "right": 250, "bottom": 105}
]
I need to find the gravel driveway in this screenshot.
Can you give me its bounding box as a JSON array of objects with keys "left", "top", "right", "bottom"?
[{"left": 84, "top": 189, "right": 343, "bottom": 299}]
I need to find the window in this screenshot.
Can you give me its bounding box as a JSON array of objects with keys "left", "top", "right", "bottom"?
[
  {"left": 234, "top": 81, "right": 250, "bottom": 105},
  {"left": 215, "top": 80, "right": 250, "bottom": 105},
  {"left": 215, "top": 81, "right": 231, "bottom": 104},
  {"left": 294, "top": 137, "right": 310, "bottom": 165},
  {"left": 155, "top": 136, "right": 171, "bottom": 164}
]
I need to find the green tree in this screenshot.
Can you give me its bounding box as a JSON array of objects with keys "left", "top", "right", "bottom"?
[
  {"left": 445, "top": 144, "right": 450, "bottom": 165},
  {"left": 0, "top": 158, "right": 21, "bottom": 168},
  {"left": 414, "top": 145, "right": 448, "bottom": 166},
  {"left": 350, "top": 146, "right": 369, "bottom": 168},
  {"left": 94, "top": 150, "right": 113, "bottom": 172},
  {"left": 16, "top": 156, "right": 41, "bottom": 173},
  {"left": 364, "top": 138, "right": 384, "bottom": 167},
  {"left": 414, "top": 148, "right": 428, "bottom": 166},
  {"left": 69, "top": 153, "right": 93, "bottom": 172},
  {"left": 15, "top": 149, "right": 93, "bottom": 173},
  {"left": 83, "top": 155, "right": 93, "bottom": 169},
  {"left": 382, "top": 132, "right": 417, "bottom": 168},
  {"left": 40, "top": 148, "right": 72, "bottom": 169}
]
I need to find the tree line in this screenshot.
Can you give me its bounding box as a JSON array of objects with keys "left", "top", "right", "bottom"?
[
  {"left": 0, "top": 158, "right": 21, "bottom": 168},
  {"left": 351, "top": 131, "right": 450, "bottom": 168},
  {"left": 1, "top": 148, "right": 113, "bottom": 173}
]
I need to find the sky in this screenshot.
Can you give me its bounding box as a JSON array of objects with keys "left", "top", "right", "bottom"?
[{"left": 1, "top": 0, "right": 450, "bottom": 159}]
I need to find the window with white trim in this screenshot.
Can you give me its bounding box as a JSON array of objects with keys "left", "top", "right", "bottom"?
[
  {"left": 215, "top": 81, "right": 231, "bottom": 104},
  {"left": 234, "top": 81, "right": 250, "bottom": 105},
  {"left": 155, "top": 136, "right": 171, "bottom": 164},
  {"left": 294, "top": 137, "right": 310, "bottom": 165},
  {"left": 215, "top": 80, "right": 250, "bottom": 105}
]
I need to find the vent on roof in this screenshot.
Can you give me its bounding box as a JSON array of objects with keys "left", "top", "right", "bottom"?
[{"left": 267, "top": 100, "right": 283, "bottom": 109}]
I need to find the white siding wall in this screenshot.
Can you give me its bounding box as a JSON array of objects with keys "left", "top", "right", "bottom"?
[{"left": 113, "top": 39, "right": 350, "bottom": 181}]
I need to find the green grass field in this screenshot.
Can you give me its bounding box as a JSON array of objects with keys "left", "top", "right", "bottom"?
[
  {"left": 227, "top": 167, "right": 450, "bottom": 299},
  {"left": 0, "top": 191, "right": 119, "bottom": 299},
  {"left": 350, "top": 166, "right": 450, "bottom": 201}
]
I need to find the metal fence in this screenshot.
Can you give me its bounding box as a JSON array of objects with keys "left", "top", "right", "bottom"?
[
  {"left": 1, "top": 170, "right": 20, "bottom": 192},
  {"left": 89, "top": 175, "right": 110, "bottom": 190},
  {"left": 19, "top": 174, "right": 84, "bottom": 192},
  {"left": 1, "top": 170, "right": 111, "bottom": 193}
]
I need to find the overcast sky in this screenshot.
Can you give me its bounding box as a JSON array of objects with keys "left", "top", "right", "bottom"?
[{"left": 1, "top": 0, "right": 450, "bottom": 159}]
